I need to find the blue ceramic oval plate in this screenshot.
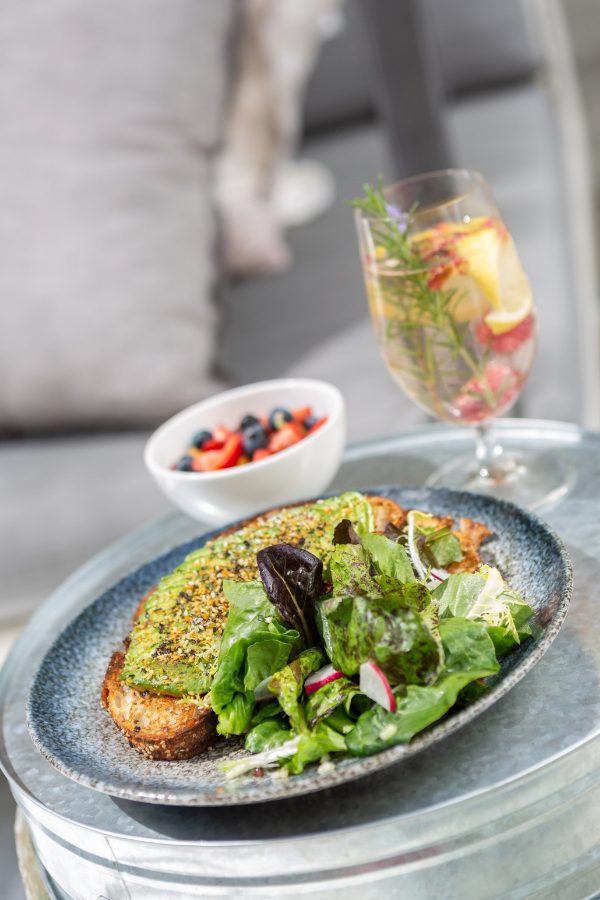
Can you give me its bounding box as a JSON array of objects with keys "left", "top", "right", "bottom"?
[{"left": 27, "top": 487, "right": 572, "bottom": 806}]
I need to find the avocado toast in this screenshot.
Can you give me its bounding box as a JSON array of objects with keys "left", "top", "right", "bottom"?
[{"left": 102, "top": 492, "right": 491, "bottom": 760}]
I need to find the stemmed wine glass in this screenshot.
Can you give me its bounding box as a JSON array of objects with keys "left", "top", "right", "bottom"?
[{"left": 353, "top": 169, "right": 568, "bottom": 508}]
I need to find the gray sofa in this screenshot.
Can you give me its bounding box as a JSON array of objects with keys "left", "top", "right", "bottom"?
[{"left": 1, "top": 0, "right": 597, "bottom": 631}]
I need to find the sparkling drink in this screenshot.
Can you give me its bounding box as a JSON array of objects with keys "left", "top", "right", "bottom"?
[
  {"left": 353, "top": 170, "right": 571, "bottom": 510},
  {"left": 361, "top": 216, "right": 536, "bottom": 424}
]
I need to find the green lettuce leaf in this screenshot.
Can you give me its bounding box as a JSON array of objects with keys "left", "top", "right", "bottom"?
[
  {"left": 244, "top": 719, "right": 292, "bottom": 753},
  {"left": 216, "top": 692, "right": 255, "bottom": 737},
  {"left": 250, "top": 701, "right": 281, "bottom": 726},
  {"left": 286, "top": 722, "right": 347, "bottom": 775},
  {"left": 220, "top": 736, "right": 301, "bottom": 780},
  {"left": 210, "top": 580, "right": 299, "bottom": 736},
  {"left": 267, "top": 647, "right": 325, "bottom": 733},
  {"left": 330, "top": 544, "right": 379, "bottom": 596},
  {"left": 486, "top": 607, "right": 533, "bottom": 656},
  {"left": 324, "top": 706, "right": 358, "bottom": 734},
  {"left": 376, "top": 577, "right": 431, "bottom": 610},
  {"left": 223, "top": 720, "right": 346, "bottom": 780},
  {"left": 346, "top": 617, "right": 499, "bottom": 756},
  {"left": 433, "top": 566, "right": 534, "bottom": 654},
  {"left": 361, "top": 532, "right": 416, "bottom": 583},
  {"left": 304, "top": 676, "right": 371, "bottom": 728},
  {"left": 406, "top": 509, "right": 464, "bottom": 578},
  {"left": 212, "top": 581, "right": 299, "bottom": 707},
  {"left": 329, "top": 529, "right": 416, "bottom": 601},
  {"left": 244, "top": 640, "right": 292, "bottom": 693},
  {"left": 317, "top": 593, "right": 443, "bottom": 686},
  {"left": 422, "top": 527, "right": 463, "bottom": 568}
]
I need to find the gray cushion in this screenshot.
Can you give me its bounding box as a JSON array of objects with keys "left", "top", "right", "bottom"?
[
  {"left": 0, "top": 0, "right": 233, "bottom": 433},
  {"left": 0, "top": 433, "right": 170, "bottom": 624}
]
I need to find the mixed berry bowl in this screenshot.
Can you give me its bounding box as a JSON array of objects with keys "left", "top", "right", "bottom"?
[{"left": 144, "top": 379, "right": 346, "bottom": 525}]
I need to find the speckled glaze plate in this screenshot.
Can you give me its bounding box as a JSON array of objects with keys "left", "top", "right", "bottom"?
[{"left": 27, "top": 487, "right": 572, "bottom": 806}]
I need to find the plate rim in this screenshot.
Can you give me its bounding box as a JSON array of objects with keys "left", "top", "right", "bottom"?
[{"left": 26, "top": 485, "right": 573, "bottom": 806}]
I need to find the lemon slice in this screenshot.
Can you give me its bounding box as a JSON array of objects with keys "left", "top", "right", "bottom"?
[
  {"left": 409, "top": 219, "right": 532, "bottom": 331},
  {"left": 483, "top": 240, "right": 533, "bottom": 334},
  {"left": 484, "top": 290, "right": 533, "bottom": 334},
  {"left": 411, "top": 219, "right": 502, "bottom": 322},
  {"left": 455, "top": 227, "right": 502, "bottom": 309}
]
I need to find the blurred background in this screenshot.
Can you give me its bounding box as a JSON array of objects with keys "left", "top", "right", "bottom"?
[{"left": 1, "top": 1, "right": 600, "bottom": 895}]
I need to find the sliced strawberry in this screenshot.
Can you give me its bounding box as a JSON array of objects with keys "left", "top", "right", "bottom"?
[
  {"left": 252, "top": 448, "right": 271, "bottom": 462},
  {"left": 192, "top": 433, "right": 243, "bottom": 471},
  {"left": 308, "top": 416, "right": 328, "bottom": 434},
  {"left": 490, "top": 315, "right": 534, "bottom": 354},
  {"left": 218, "top": 432, "right": 244, "bottom": 468},
  {"left": 485, "top": 360, "right": 520, "bottom": 396},
  {"left": 200, "top": 437, "right": 223, "bottom": 452},
  {"left": 213, "top": 424, "right": 232, "bottom": 444},
  {"left": 475, "top": 315, "right": 534, "bottom": 354},
  {"left": 191, "top": 451, "right": 219, "bottom": 472},
  {"left": 427, "top": 263, "right": 453, "bottom": 291},
  {"left": 268, "top": 422, "right": 304, "bottom": 453},
  {"left": 453, "top": 362, "right": 521, "bottom": 422},
  {"left": 292, "top": 406, "right": 311, "bottom": 424},
  {"left": 453, "top": 393, "right": 485, "bottom": 421},
  {"left": 474, "top": 318, "right": 494, "bottom": 346}
]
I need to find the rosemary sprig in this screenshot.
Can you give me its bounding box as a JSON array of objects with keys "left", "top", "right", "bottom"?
[{"left": 352, "top": 179, "right": 489, "bottom": 416}]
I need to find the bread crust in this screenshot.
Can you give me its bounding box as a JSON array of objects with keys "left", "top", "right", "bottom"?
[
  {"left": 367, "top": 495, "right": 408, "bottom": 531},
  {"left": 101, "top": 651, "right": 216, "bottom": 761}
]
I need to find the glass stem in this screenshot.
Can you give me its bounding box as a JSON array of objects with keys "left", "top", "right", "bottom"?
[{"left": 475, "top": 423, "right": 501, "bottom": 480}]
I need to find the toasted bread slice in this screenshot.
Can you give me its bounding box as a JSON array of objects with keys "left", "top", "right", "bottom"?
[
  {"left": 101, "top": 651, "right": 216, "bottom": 761},
  {"left": 103, "top": 493, "right": 490, "bottom": 761},
  {"left": 368, "top": 495, "right": 408, "bottom": 531},
  {"left": 422, "top": 516, "right": 492, "bottom": 575},
  {"left": 447, "top": 516, "right": 492, "bottom": 574},
  {"left": 402, "top": 510, "right": 491, "bottom": 574}
]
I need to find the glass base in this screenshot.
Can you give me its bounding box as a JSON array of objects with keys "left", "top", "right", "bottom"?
[{"left": 426, "top": 446, "right": 576, "bottom": 512}]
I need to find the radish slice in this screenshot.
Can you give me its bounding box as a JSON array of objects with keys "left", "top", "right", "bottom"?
[
  {"left": 427, "top": 567, "right": 449, "bottom": 589},
  {"left": 304, "top": 664, "right": 344, "bottom": 696},
  {"left": 253, "top": 676, "right": 272, "bottom": 702},
  {"left": 430, "top": 568, "right": 447, "bottom": 582},
  {"left": 359, "top": 662, "right": 396, "bottom": 712}
]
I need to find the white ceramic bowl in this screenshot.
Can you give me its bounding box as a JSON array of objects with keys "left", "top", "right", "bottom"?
[{"left": 144, "top": 378, "right": 346, "bottom": 525}]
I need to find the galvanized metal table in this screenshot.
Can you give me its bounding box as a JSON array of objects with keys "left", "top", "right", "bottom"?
[{"left": 1, "top": 420, "right": 599, "bottom": 900}]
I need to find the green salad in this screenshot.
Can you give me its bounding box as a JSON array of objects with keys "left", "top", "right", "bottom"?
[{"left": 210, "top": 509, "right": 534, "bottom": 780}]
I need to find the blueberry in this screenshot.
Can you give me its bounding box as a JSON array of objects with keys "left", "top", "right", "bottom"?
[
  {"left": 304, "top": 415, "right": 318, "bottom": 429},
  {"left": 191, "top": 429, "right": 212, "bottom": 449},
  {"left": 268, "top": 407, "right": 293, "bottom": 431},
  {"left": 240, "top": 414, "right": 260, "bottom": 431},
  {"left": 175, "top": 454, "right": 194, "bottom": 472},
  {"left": 242, "top": 423, "right": 268, "bottom": 456}
]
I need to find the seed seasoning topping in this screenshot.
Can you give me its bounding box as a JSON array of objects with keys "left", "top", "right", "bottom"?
[{"left": 121, "top": 493, "right": 372, "bottom": 696}]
